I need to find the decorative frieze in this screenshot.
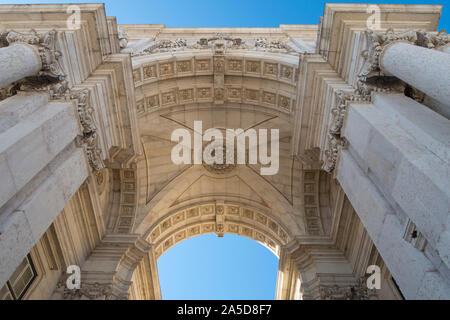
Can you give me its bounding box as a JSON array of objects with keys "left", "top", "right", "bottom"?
[{"left": 130, "top": 34, "right": 301, "bottom": 57}]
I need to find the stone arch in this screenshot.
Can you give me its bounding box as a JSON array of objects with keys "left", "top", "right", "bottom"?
[{"left": 147, "top": 202, "right": 292, "bottom": 259}]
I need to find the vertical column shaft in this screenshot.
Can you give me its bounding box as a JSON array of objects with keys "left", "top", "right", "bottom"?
[{"left": 0, "top": 44, "right": 41, "bottom": 88}]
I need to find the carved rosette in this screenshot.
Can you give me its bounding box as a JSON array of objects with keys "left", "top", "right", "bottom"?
[
  {"left": 72, "top": 89, "right": 105, "bottom": 171},
  {"left": 203, "top": 140, "right": 236, "bottom": 174},
  {"left": 5, "top": 29, "right": 66, "bottom": 80}
]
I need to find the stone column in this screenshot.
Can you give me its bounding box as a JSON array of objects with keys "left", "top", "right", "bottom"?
[
  {"left": 358, "top": 29, "right": 450, "bottom": 107},
  {"left": 0, "top": 44, "right": 41, "bottom": 88},
  {"left": 0, "top": 30, "right": 65, "bottom": 88},
  {"left": 337, "top": 93, "right": 450, "bottom": 299},
  {"left": 379, "top": 42, "right": 450, "bottom": 106}
]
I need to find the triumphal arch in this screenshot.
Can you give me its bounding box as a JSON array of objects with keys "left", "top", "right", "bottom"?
[{"left": 0, "top": 3, "right": 449, "bottom": 300}]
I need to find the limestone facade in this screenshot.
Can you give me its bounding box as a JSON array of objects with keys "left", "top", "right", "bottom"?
[{"left": 0, "top": 3, "right": 449, "bottom": 300}]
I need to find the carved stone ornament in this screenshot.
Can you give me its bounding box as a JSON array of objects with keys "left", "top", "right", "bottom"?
[
  {"left": 130, "top": 33, "right": 299, "bottom": 56},
  {"left": 56, "top": 279, "right": 128, "bottom": 300},
  {"left": 0, "top": 29, "right": 68, "bottom": 102},
  {"left": 319, "top": 277, "right": 378, "bottom": 300},
  {"left": 5, "top": 29, "right": 66, "bottom": 80},
  {"left": 416, "top": 29, "right": 450, "bottom": 50},
  {"left": 118, "top": 26, "right": 128, "bottom": 49},
  {"left": 254, "top": 37, "right": 295, "bottom": 53},
  {"left": 322, "top": 90, "right": 367, "bottom": 173},
  {"left": 202, "top": 140, "right": 236, "bottom": 174},
  {"left": 359, "top": 29, "right": 417, "bottom": 81},
  {"left": 322, "top": 133, "right": 347, "bottom": 173},
  {"left": 71, "top": 89, "right": 105, "bottom": 171},
  {"left": 357, "top": 28, "right": 450, "bottom": 98}
]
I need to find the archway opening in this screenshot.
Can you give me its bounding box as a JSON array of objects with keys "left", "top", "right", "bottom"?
[{"left": 157, "top": 233, "right": 279, "bottom": 299}]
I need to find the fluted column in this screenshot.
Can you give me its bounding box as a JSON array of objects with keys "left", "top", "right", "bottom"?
[
  {"left": 0, "top": 44, "right": 41, "bottom": 88},
  {"left": 380, "top": 42, "right": 450, "bottom": 106}
]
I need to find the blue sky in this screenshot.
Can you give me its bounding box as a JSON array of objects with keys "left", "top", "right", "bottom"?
[
  {"left": 0, "top": 0, "right": 448, "bottom": 29},
  {"left": 1, "top": 0, "right": 448, "bottom": 299},
  {"left": 157, "top": 234, "right": 278, "bottom": 299}
]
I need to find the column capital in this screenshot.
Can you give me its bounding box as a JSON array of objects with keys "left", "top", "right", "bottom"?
[
  {"left": 357, "top": 29, "right": 417, "bottom": 96},
  {"left": 3, "top": 29, "right": 65, "bottom": 81},
  {"left": 360, "top": 29, "right": 417, "bottom": 79},
  {"left": 357, "top": 28, "right": 450, "bottom": 99}
]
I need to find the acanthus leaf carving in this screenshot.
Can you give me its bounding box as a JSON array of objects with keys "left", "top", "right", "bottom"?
[
  {"left": 6, "top": 29, "right": 66, "bottom": 80},
  {"left": 416, "top": 29, "right": 450, "bottom": 50},
  {"left": 356, "top": 28, "right": 419, "bottom": 99},
  {"left": 322, "top": 90, "right": 367, "bottom": 173},
  {"left": 71, "top": 89, "right": 105, "bottom": 172}
]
